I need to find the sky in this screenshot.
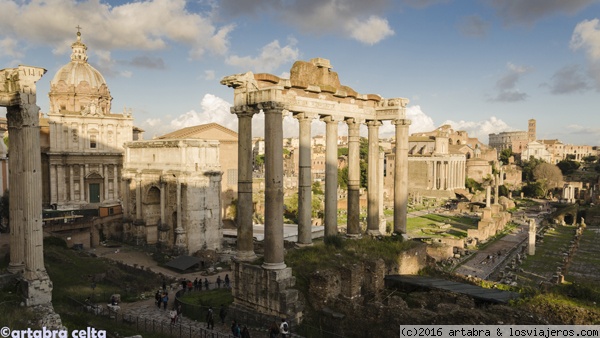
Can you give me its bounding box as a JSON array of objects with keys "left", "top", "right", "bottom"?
[{"left": 1, "top": 0, "right": 599, "bottom": 146}]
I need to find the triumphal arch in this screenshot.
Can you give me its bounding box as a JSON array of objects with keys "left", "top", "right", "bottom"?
[
  {"left": 221, "top": 58, "right": 411, "bottom": 323},
  {"left": 1, "top": 65, "right": 62, "bottom": 326}
]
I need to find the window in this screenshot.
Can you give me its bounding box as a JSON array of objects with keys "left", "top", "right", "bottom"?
[{"left": 90, "top": 135, "right": 97, "bottom": 149}]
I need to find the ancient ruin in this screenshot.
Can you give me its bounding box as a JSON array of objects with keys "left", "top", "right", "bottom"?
[
  {"left": 0, "top": 65, "right": 62, "bottom": 326},
  {"left": 221, "top": 58, "right": 411, "bottom": 323}
]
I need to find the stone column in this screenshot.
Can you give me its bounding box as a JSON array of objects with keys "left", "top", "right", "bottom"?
[
  {"left": 393, "top": 119, "right": 410, "bottom": 234},
  {"left": 175, "top": 177, "right": 187, "bottom": 253},
  {"left": 79, "top": 164, "right": 85, "bottom": 202},
  {"left": 7, "top": 119, "right": 24, "bottom": 273},
  {"left": 366, "top": 120, "right": 381, "bottom": 235},
  {"left": 232, "top": 106, "right": 257, "bottom": 261},
  {"left": 160, "top": 180, "right": 165, "bottom": 225},
  {"left": 69, "top": 165, "right": 75, "bottom": 202},
  {"left": 346, "top": 119, "right": 361, "bottom": 237},
  {"left": 262, "top": 102, "right": 286, "bottom": 270},
  {"left": 2, "top": 66, "right": 54, "bottom": 306},
  {"left": 296, "top": 112, "right": 314, "bottom": 246},
  {"left": 122, "top": 178, "right": 130, "bottom": 216},
  {"left": 486, "top": 185, "right": 491, "bottom": 208},
  {"left": 432, "top": 160, "right": 438, "bottom": 190},
  {"left": 103, "top": 164, "right": 109, "bottom": 201},
  {"left": 57, "top": 165, "right": 64, "bottom": 202},
  {"left": 427, "top": 160, "right": 432, "bottom": 189},
  {"left": 494, "top": 174, "right": 499, "bottom": 204},
  {"left": 528, "top": 218, "right": 536, "bottom": 255},
  {"left": 135, "top": 176, "right": 142, "bottom": 221},
  {"left": 378, "top": 151, "right": 386, "bottom": 233},
  {"left": 323, "top": 116, "right": 339, "bottom": 237},
  {"left": 50, "top": 164, "right": 57, "bottom": 205}
]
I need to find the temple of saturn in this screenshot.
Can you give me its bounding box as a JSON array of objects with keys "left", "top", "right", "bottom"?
[
  {"left": 1, "top": 65, "right": 62, "bottom": 326},
  {"left": 220, "top": 58, "right": 410, "bottom": 322}
]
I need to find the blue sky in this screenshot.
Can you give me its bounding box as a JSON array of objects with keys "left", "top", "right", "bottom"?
[{"left": 1, "top": 0, "right": 599, "bottom": 146}]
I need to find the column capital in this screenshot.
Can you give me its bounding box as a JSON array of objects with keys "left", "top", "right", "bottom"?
[
  {"left": 393, "top": 118, "right": 412, "bottom": 126},
  {"left": 366, "top": 120, "right": 382, "bottom": 127},
  {"left": 293, "top": 112, "right": 317, "bottom": 121},
  {"left": 345, "top": 117, "right": 364, "bottom": 126},
  {"left": 320, "top": 115, "right": 344, "bottom": 123},
  {"left": 231, "top": 105, "right": 259, "bottom": 117},
  {"left": 258, "top": 101, "right": 286, "bottom": 113}
]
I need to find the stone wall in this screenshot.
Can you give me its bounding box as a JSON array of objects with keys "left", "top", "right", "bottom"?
[{"left": 230, "top": 261, "right": 303, "bottom": 325}]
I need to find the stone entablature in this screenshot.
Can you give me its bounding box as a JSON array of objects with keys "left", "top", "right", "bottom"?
[{"left": 122, "top": 139, "right": 222, "bottom": 253}]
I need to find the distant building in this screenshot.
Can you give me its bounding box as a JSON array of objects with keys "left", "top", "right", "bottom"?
[
  {"left": 522, "top": 141, "right": 552, "bottom": 163},
  {"left": 488, "top": 119, "right": 536, "bottom": 156}
]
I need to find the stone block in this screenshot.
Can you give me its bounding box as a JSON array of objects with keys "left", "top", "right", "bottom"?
[{"left": 340, "top": 264, "right": 363, "bottom": 299}]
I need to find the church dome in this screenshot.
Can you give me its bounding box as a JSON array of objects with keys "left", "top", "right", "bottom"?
[
  {"left": 51, "top": 31, "right": 107, "bottom": 89},
  {"left": 48, "top": 29, "right": 112, "bottom": 115}
]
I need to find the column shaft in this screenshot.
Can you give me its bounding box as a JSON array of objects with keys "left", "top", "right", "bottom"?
[
  {"left": 366, "top": 121, "right": 381, "bottom": 235},
  {"left": 135, "top": 177, "right": 142, "bottom": 220},
  {"left": 297, "top": 113, "right": 313, "bottom": 245},
  {"left": 324, "top": 116, "right": 339, "bottom": 237},
  {"left": 234, "top": 109, "right": 257, "bottom": 261},
  {"left": 262, "top": 103, "right": 286, "bottom": 270},
  {"left": 7, "top": 123, "right": 24, "bottom": 273},
  {"left": 394, "top": 119, "right": 411, "bottom": 234},
  {"left": 346, "top": 119, "right": 361, "bottom": 236},
  {"left": 69, "top": 165, "right": 74, "bottom": 202},
  {"left": 79, "top": 165, "right": 85, "bottom": 202}
]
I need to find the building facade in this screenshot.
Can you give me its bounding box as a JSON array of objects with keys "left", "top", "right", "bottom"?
[{"left": 43, "top": 31, "right": 133, "bottom": 210}]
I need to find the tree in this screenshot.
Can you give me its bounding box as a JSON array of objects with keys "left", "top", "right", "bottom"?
[
  {"left": 520, "top": 156, "right": 545, "bottom": 182},
  {"left": 337, "top": 147, "right": 349, "bottom": 157},
  {"left": 533, "top": 162, "right": 563, "bottom": 197},
  {"left": 499, "top": 148, "right": 512, "bottom": 165},
  {"left": 583, "top": 155, "right": 598, "bottom": 164},
  {"left": 0, "top": 191, "right": 8, "bottom": 232},
  {"left": 556, "top": 159, "right": 580, "bottom": 176},
  {"left": 522, "top": 182, "right": 544, "bottom": 198},
  {"left": 312, "top": 181, "right": 324, "bottom": 195},
  {"left": 338, "top": 167, "right": 348, "bottom": 189}
]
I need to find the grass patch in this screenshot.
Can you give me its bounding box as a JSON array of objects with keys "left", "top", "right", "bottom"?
[
  {"left": 407, "top": 214, "right": 478, "bottom": 239},
  {"left": 178, "top": 288, "right": 233, "bottom": 307}
]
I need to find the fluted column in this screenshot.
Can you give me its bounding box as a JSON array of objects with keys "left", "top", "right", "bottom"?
[
  {"left": 296, "top": 113, "right": 314, "bottom": 246},
  {"left": 323, "top": 116, "right": 339, "bottom": 237},
  {"left": 366, "top": 120, "right": 382, "bottom": 235},
  {"left": 393, "top": 119, "right": 411, "bottom": 234},
  {"left": 79, "top": 165, "right": 85, "bottom": 202},
  {"left": 432, "top": 160, "right": 438, "bottom": 190},
  {"left": 262, "top": 102, "right": 286, "bottom": 270},
  {"left": 103, "top": 164, "right": 109, "bottom": 201},
  {"left": 135, "top": 176, "right": 142, "bottom": 221},
  {"left": 7, "top": 122, "right": 24, "bottom": 273},
  {"left": 69, "top": 165, "right": 74, "bottom": 202},
  {"left": 57, "top": 165, "right": 64, "bottom": 202},
  {"left": 160, "top": 180, "right": 165, "bottom": 225},
  {"left": 50, "top": 164, "right": 57, "bottom": 205},
  {"left": 427, "top": 160, "right": 432, "bottom": 189},
  {"left": 346, "top": 119, "right": 361, "bottom": 237},
  {"left": 232, "top": 106, "right": 257, "bottom": 261}
]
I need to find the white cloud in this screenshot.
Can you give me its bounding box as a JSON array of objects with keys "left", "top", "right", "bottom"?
[
  {"left": 226, "top": 39, "right": 300, "bottom": 73},
  {"left": 406, "top": 105, "right": 436, "bottom": 134},
  {"left": 489, "top": 63, "right": 531, "bottom": 102},
  {"left": 571, "top": 18, "right": 600, "bottom": 89},
  {"left": 442, "top": 116, "right": 514, "bottom": 142},
  {"left": 0, "top": 0, "right": 232, "bottom": 59},
  {"left": 0, "top": 37, "right": 23, "bottom": 58},
  {"left": 491, "top": 0, "right": 596, "bottom": 25},
  {"left": 204, "top": 70, "right": 216, "bottom": 81},
  {"left": 346, "top": 16, "right": 394, "bottom": 45}
]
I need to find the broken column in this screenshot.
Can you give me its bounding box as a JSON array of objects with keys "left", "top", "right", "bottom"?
[
  {"left": 528, "top": 218, "right": 536, "bottom": 255},
  {"left": 1, "top": 66, "right": 62, "bottom": 328}
]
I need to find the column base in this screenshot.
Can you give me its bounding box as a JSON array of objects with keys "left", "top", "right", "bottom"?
[
  {"left": 234, "top": 250, "right": 258, "bottom": 262},
  {"left": 345, "top": 233, "right": 362, "bottom": 239},
  {"left": 295, "top": 242, "right": 313, "bottom": 248},
  {"left": 367, "top": 230, "right": 383, "bottom": 237},
  {"left": 8, "top": 262, "right": 25, "bottom": 274},
  {"left": 262, "top": 262, "right": 287, "bottom": 270},
  {"left": 21, "top": 272, "right": 53, "bottom": 306}
]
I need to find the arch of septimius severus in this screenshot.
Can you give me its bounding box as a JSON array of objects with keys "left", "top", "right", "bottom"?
[
  {"left": 221, "top": 58, "right": 410, "bottom": 321},
  {"left": 1, "top": 65, "right": 62, "bottom": 326}
]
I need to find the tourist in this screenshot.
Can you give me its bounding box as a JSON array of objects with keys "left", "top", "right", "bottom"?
[
  {"left": 206, "top": 306, "right": 215, "bottom": 329},
  {"left": 279, "top": 318, "right": 289, "bottom": 338},
  {"left": 268, "top": 322, "right": 279, "bottom": 338},
  {"left": 224, "top": 274, "right": 230, "bottom": 288},
  {"left": 231, "top": 320, "right": 241, "bottom": 337},
  {"left": 219, "top": 304, "right": 227, "bottom": 324},
  {"left": 187, "top": 280, "right": 193, "bottom": 292},
  {"left": 193, "top": 277, "right": 199, "bottom": 291},
  {"left": 155, "top": 290, "right": 161, "bottom": 308},
  {"left": 169, "top": 308, "right": 177, "bottom": 325},
  {"left": 216, "top": 275, "right": 222, "bottom": 288},
  {"left": 241, "top": 325, "right": 251, "bottom": 338},
  {"left": 176, "top": 304, "right": 182, "bottom": 322},
  {"left": 162, "top": 278, "right": 167, "bottom": 291},
  {"left": 204, "top": 278, "right": 210, "bottom": 290},
  {"left": 162, "top": 292, "right": 169, "bottom": 310}
]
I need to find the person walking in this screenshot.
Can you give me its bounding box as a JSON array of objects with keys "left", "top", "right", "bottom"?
[
  {"left": 219, "top": 304, "right": 227, "bottom": 324},
  {"left": 206, "top": 306, "right": 215, "bottom": 330},
  {"left": 268, "top": 322, "right": 280, "bottom": 338},
  {"left": 241, "top": 325, "right": 251, "bottom": 338},
  {"left": 231, "top": 320, "right": 241, "bottom": 337}
]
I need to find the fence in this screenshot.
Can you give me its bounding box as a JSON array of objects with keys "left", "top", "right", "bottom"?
[{"left": 67, "top": 296, "right": 233, "bottom": 338}]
